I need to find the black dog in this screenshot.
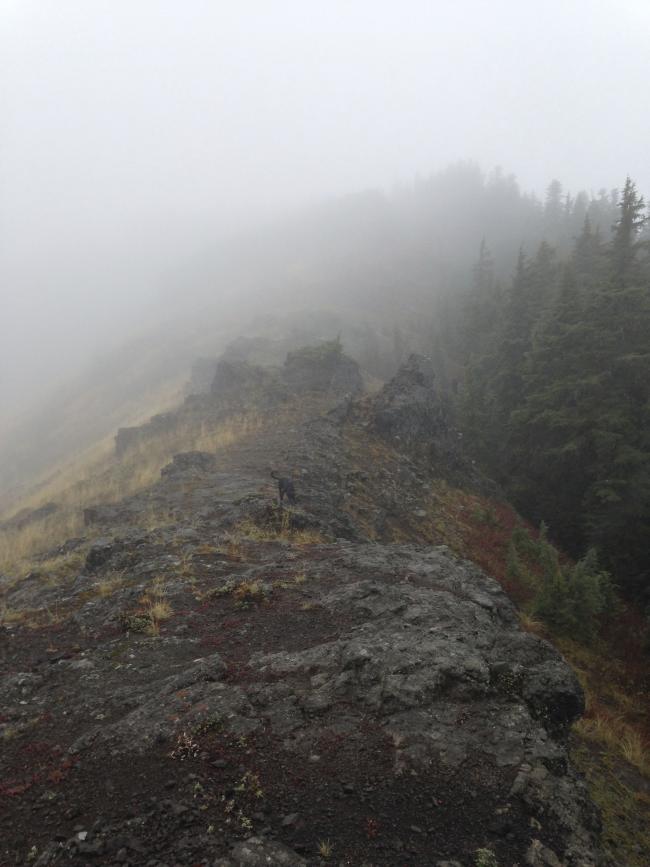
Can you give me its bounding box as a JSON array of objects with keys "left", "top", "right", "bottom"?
[{"left": 270, "top": 471, "right": 296, "bottom": 506}]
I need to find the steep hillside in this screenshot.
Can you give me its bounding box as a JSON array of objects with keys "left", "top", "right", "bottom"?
[{"left": 0, "top": 348, "right": 643, "bottom": 866}]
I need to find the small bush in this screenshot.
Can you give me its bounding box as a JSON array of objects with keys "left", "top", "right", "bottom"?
[
  {"left": 508, "top": 526, "right": 617, "bottom": 644},
  {"left": 533, "top": 547, "right": 615, "bottom": 643}
]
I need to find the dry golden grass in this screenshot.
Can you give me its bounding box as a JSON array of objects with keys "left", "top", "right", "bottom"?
[
  {"left": 38, "top": 550, "right": 87, "bottom": 582},
  {"left": 568, "top": 648, "right": 650, "bottom": 779},
  {"left": 0, "top": 412, "right": 265, "bottom": 576},
  {"left": 233, "top": 515, "right": 326, "bottom": 546},
  {"left": 121, "top": 579, "right": 175, "bottom": 637},
  {"left": 233, "top": 519, "right": 276, "bottom": 542},
  {"left": 317, "top": 840, "right": 333, "bottom": 859},
  {"left": 0, "top": 513, "right": 86, "bottom": 575},
  {"left": 292, "top": 528, "right": 326, "bottom": 545},
  {"left": 575, "top": 713, "right": 650, "bottom": 776},
  {"left": 95, "top": 572, "right": 127, "bottom": 598},
  {"left": 620, "top": 730, "right": 647, "bottom": 770},
  {"left": 233, "top": 579, "right": 265, "bottom": 603},
  {"left": 0, "top": 603, "right": 25, "bottom": 625},
  {"left": 0, "top": 602, "right": 67, "bottom": 630},
  {"left": 518, "top": 611, "right": 545, "bottom": 634}
]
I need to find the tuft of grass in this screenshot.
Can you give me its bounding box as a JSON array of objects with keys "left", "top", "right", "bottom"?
[
  {"left": 620, "top": 730, "right": 647, "bottom": 771},
  {"left": 95, "top": 572, "right": 126, "bottom": 598},
  {"left": 142, "top": 580, "right": 173, "bottom": 633},
  {"left": 233, "top": 519, "right": 275, "bottom": 542},
  {"left": 0, "top": 603, "right": 67, "bottom": 630},
  {"left": 233, "top": 580, "right": 265, "bottom": 605},
  {"left": 0, "top": 604, "right": 25, "bottom": 626},
  {"left": 233, "top": 516, "right": 326, "bottom": 546},
  {"left": 574, "top": 713, "right": 649, "bottom": 777},
  {"left": 518, "top": 611, "right": 545, "bottom": 634},
  {"left": 121, "top": 579, "right": 173, "bottom": 636},
  {"left": 292, "top": 528, "right": 326, "bottom": 545},
  {"left": 317, "top": 839, "right": 333, "bottom": 859}
]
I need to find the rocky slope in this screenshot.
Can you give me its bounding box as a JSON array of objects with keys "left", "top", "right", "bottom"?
[{"left": 0, "top": 352, "right": 603, "bottom": 866}]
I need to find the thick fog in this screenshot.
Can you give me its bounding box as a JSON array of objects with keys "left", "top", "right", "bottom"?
[{"left": 2, "top": 0, "right": 650, "bottom": 427}]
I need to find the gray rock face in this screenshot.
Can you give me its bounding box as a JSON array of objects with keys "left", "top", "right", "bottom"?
[
  {"left": 210, "top": 343, "right": 363, "bottom": 409},
  {"left": 283, "top": 342, "right": 363, "bottom": 396},
  {"left": 367, "top": 353, "right": 488, "bottom": 491},
  {"left": 369, "top": 354, "right": 445, "bottom": 449},
  {"left": 115, "top": 411, "right": 177, "bottom": 456},
  {"left": 211, "top": 359, "right": 288, "bottom": 409},
  {"left": 186, "top": 355, "right": 219, "bottom": 395},
  {"left": 213, "top": 837, "right": 307, "bottom": 866}
]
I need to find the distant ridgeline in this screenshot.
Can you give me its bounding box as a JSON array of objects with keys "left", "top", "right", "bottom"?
[{"left": 116, "top": 339, "right": 363, "bottom": 457}]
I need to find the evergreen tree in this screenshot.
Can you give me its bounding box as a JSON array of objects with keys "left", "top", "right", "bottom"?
[{"left": 610, "top": 176, "right": 647, "bottom": 287}]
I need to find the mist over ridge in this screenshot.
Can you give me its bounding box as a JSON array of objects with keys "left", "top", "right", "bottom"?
[{"left": 3, "top": 1, "right": 650, "bottom": 423}]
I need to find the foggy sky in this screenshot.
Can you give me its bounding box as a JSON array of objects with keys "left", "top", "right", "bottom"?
[{"left": 2, "top": 0, "right": 650, "bottom": 424}]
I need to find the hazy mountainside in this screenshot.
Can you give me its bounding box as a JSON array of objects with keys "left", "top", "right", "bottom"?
[{"left": 1, "top": 163, "right": 628, "bottom": 518}]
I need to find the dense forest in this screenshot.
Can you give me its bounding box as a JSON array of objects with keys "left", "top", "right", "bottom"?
[{"left": 429, "top": 176, "right": 650, "bottom": 611}]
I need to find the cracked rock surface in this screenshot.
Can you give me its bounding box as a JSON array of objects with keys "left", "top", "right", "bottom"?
[{"left": 1, "top": 355, "right": 603, "bottom": 866}]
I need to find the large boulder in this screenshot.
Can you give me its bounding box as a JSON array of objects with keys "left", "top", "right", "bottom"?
[
  {"left": 369, "top": 354, "right": 449, "bottom": 449},
  {"left": 368, "top": 354, "right": 490, "bottom": 491}
]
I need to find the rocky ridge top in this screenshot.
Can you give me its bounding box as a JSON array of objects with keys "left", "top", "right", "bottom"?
[{"left": 0, "top": 353, "right": 602, "bottom": 866}]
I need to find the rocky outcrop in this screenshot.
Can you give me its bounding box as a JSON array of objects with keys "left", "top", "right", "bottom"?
[
  {"left": 115, "top": 412, "right": 177, "bottom": 457},
  {"left": 186, "top": 355, "right": 219, "bottom": 395},
  {"left": 209, "top": 342, "right": 363, "bottom": 410},
  {"left": 210, "top": 359, "right": 288, "bottom": 409},
  {"left": 369, "top": 354, "right": 455, "bottom": 452},
  {"left": 368, "top": 354, "right": 492, "bottom": 492},
  {"left": 283, "top": 340, "right": 363, "bottom": 396},
  {"left": 114, "top": 341, "right": 363, "bottom": 457}
]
